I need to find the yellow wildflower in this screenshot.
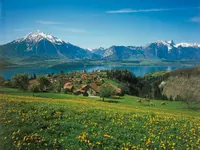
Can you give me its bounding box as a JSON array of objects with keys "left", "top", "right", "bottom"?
[{"left": 96, "top": 142, "right": 101, "bottom": 145}]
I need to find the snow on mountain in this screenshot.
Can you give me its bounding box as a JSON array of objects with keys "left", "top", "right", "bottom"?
[
  {"left": 147, "top": 40, "right": 200, "bottom": 49},
  {"left": 175, "top": 43, "right": 200, "bottom": 48},
  {"left": 90, "top": 47, "right": 106, "bottom": 57},
  {"left": 155, "top": 40, "right": 174, "bottom": 51},
  {"left": 90, "top": 47, "right": 105, "bottom": 51},
  {"left": 1, "top": 31, "right": 200, "bottom": 61},
  {"left": 103, "top": 40, "right": 200, "bottom": 60},
  {"left": 1, "top": 30, "right": 101, "bottom": 59},
  {"left": 168, "top": 40, "right": 175, "bottom": 46},
  {"left": 86, "top": 48, "right": 94, "bottom": 51},
  {"left": 16, "top": 30, "right": 64, "bottom": 45}
]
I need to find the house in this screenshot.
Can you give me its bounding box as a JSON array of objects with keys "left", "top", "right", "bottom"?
[
  {"left": 74, "top": 82, "right": 100, "bottom": 96},
  {"left": 73, "top": 85, "right": 88, "bottom": 96},
  {"left": 63, "top": 82, "right": 74, "bottom": 92},
  {"left": 89, "top": 82, "right": 100, "bottom": 93},
  {"left": 109, "top": 84, "right": 122, "bottom": 96},
  {"left": 81, "top": 74, "right": 87, "bottom": 79},
  {"left": 63, "top": 78, "right": 70, "bottom": 82},
  {"left": 73, "top": 89, "right": 88, "bottom": 96}
]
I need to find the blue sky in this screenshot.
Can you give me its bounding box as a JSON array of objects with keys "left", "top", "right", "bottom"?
[{"left": 0, "top": 0, "right": 200, "bottom": 48}]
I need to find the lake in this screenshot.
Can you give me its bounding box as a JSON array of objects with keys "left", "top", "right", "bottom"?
[
  {"left": 0, "top": 65, "right": 192, "bottom": 79},
  {"left": 0, "top": 65, "right": 190, "bottom": 79}
]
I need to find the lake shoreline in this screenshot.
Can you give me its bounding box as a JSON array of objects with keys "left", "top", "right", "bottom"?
[{"left": 0, "top": 63, "right": 195, "bottom": 80}]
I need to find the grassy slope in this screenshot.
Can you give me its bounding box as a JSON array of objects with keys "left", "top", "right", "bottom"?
[
  {"left": 145, "top": 70, "right": 171, "bottom": 78},
  {"left": 0, "top": 88, "right": 80, "bottom": 99},
  {"left": 0, "top": 88, "right": 197, "bottom": 113},
  {"left": 0, "top": 88, "right": 200, "bottom": 149},
  {"left": 103, "top": 78, "right": 119, "bottom": 86}
]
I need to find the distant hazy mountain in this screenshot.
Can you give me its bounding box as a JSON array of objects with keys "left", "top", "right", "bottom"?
[
  {"left": 103, "top": 46, "right": 144, "bottom": 60},
  {"left": 91, "top": 47, "right": 105, "bottom": 57},
  {"left": 0, "top": 30, "right": 99, "bottom": 59},
  {"left": 0, "top": 31, "right": 200, "bottom": 61},
  {"left": 101, "top": 40, "right": 200, "bottom": 60}
]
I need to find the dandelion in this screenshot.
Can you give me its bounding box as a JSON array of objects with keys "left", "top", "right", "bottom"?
[
  {"left": 7, "top": 120, "right": 12, "bottom": 123},
  {"left": 132, "top": 145, "right": 136, "bottom": 149},
  {"left": 96, "top": 142, "right": 101, "bottom": 145},
  {"left": 146, "top": 138, "right": 151, "bottom": 147},
  {"left": 104, "top": 133, "right": 112, "bottom": 138},
  {"left": 55, "top": 111, "right": 61, "bottom": 115}
]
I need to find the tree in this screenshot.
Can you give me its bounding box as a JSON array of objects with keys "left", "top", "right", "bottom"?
[
  {"left": 0, "top": 76, "right": 5, "bottom": 87},
  {"left": 30, "top": 84, "right": 40, "bottom": 93},
  {"left": 119, "top": 83, "right": 130, "bottom": 95},
  {"left": 11, "top": 73, "right": 29, "bottom": 91},
  {"left": 182, "top": 92, "right": 199, "bottom": 110},
  {"left": 99, "top": 84, "right": 116, "bottom": 101},
  {"left": 37, "top": 76, "right": 51, "bottom": 92},
  {"left": 52, "top": 78, "right": 65, "bottom": 93},
  {"left": 33, "top": 73, "right": 37, "bottom": 79}
]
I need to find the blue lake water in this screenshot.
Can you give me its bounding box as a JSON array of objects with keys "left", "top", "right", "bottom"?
[{"left": 0, "top": 65, "right": 191, "bottom": 79}]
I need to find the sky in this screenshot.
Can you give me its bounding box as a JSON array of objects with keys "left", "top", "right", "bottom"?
[{"left": 0, "top": 0, "right": 200, "bottom": 48}]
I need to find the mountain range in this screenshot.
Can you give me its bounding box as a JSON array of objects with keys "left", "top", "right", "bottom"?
[{"left": 0, "top": 30, "right": 200, "bottom": 61}]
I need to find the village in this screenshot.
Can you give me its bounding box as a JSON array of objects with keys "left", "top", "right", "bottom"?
[{"left": 28, "top": 70, "right": 122, "bottom": 97}]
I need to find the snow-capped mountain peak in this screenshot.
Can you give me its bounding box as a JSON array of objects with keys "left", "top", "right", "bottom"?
[
  {"left": 175, "top": 43, "right": 200, "bottom": 48},
  {"left": 86, "top": 48, "right": 94, "bottom": 51},
  {"left": 4, "top": 30, "right": 99, "bottom": 59},
  {"left": 153, "top": 40, "right": 173, "bottom": 51},
  {"left": 168, "top": 40, "right": 175, "bottom": 46},
  {"left": 21, "top": 30, "right": 64, "bottom": 45}
]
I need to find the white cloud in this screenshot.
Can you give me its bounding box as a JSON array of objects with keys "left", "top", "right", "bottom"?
[
  {"left": 191, "top": 17, "right": 200, "bottom": 23},
  {"left": 106, "top": 8, "right": 170, "bottom": 13},
  {"left": 106, "top": 7, "right": 200, "bottom": 14},
  {"left": 36, "top": 20, "right": 62, "bottom": 25}
]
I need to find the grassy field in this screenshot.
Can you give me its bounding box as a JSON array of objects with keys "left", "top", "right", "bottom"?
[
  {"left": 103, "top": 78, "right": 119, "bottom": 87},
  {"left": 145, "top": 70, "right": 171, "bottom": 78},
  {"left": 0, "top": 89, "right": 200, "bottom": 150}
]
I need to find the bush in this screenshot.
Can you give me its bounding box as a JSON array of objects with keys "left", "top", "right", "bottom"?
[
  {"left": 0, "top": 76, "right": 5, "bottom": 87},
  {"left": 30, "top": 85, "right": 40, "bottom": 93},
  {"left": 37, "top": 76, "right": 51, "bottom": 92},
  {"left": 11, "top": 73, "right": 29, "bottom": 91},
  {"left": 183, "top": 92, "right": 200, "bottom": 110},
  {"left": 119, "top": 83, "right": 130, "bottom": 95}
]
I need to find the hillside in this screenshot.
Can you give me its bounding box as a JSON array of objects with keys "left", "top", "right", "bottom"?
[
  {"left": 1, "top": 67, "right": 200, "bottom": 149},
  {"left": 161, "top": 67, "right": 200, "bottom": 102},
  {"left": 138, "top": 67, "right": 200, "bottom": 103},
  {"left": 0, "top": 57, "right": 15, "bottom": 69},
  {"left": 0, "top": 93, "right": 200, "bottom": 150}
]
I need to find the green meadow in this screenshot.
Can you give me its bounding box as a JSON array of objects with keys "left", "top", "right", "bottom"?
[{"left": 0, "top": 88, "right": 200, "bottom": 150}]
